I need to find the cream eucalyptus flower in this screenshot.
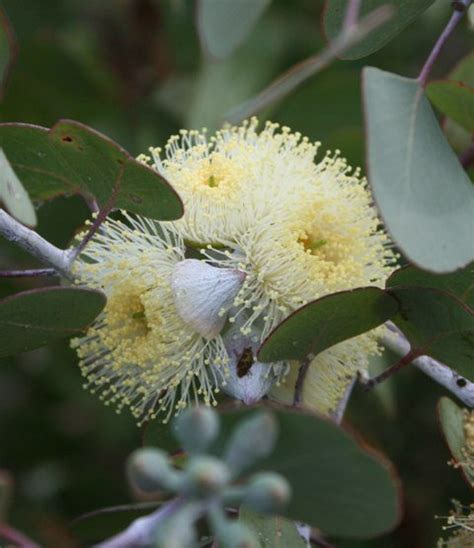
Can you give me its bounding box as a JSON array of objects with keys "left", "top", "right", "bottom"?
[
  {"left": 73, "top": 119, "right": 396, "bottom": 422},
  {"left": 71, "top": 214, "right": 237, "bottom": 424}
]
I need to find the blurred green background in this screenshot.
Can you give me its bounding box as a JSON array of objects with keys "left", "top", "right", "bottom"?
[{"left": 0, "top": 1, "right": 472, "bottom": 546}]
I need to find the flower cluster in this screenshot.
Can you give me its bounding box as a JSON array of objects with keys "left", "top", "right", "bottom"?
[{"left": 72, "top": 119, "right": 396, "bottom": 423}]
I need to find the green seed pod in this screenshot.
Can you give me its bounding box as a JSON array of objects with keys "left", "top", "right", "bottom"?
[
  {"left": 224, "top": 412, "right": 278, "bottom": 477},
  {"left": 181, "top": 455, "right": 230, "bottom": 498},
  {"left": 215, "top": 521, "right": 261, "bottom": 548},
  {"left": 173, "top": 406, "right": 220, "bottom": 454},
  {"left": 243, "top": 472, "right": 291, "bottom": 514},
  {"left": 127, "top": 448, "right": 180, "bottom": 493}
]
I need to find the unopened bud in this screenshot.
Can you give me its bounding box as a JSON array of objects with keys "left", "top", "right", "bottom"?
[
  {"left": 127, "top": 448, "right": 180, "bottom": 493},
  {"left": 182, "top": 456, "right": 230, "bottom": 497},
  {"left": 243, "top": 472, "right": 291, "bottom": 513},
  {"left": 224, "top": 412, "right": 278, "bottom": 477},
  {"left": 215, "top": 521, "right": 260, "bottom": 548},
  {"left": 173, "top": 406, "right": 220, "bottom": 454}
]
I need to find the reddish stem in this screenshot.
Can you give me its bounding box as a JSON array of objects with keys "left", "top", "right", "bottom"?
[
  {"left": 418, "top": 0, "right": 472, "bottom": 87},
  {"left": 0, "top": 268, "right": 57, "bottom": 278},
  {"left": 365, "top": 348, "right": 423, "bottom": 389},
  {"left": 71, "top": 164, "right": 124, "bottom": 261}
]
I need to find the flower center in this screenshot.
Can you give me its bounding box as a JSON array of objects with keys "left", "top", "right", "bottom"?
[
  {"left": 106, "top": 291, "right": 151, "bottom": 342},
  {"left": 298, "top": 232, "right": 328, "bottom": 255}
]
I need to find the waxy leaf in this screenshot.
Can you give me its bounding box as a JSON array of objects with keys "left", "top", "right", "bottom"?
[
  {"left": 426, "top": 80, "right": 474, "bottom": 133},
  {"left": 258, "top": 287, "right": 398, "bottom": 362},
  {"left": 0, "top": 7, "right": 16, "bottom": 100},
  {"left": 0, "top": 148, "right": 36, "bottom": 226},
  {"left": 387, "top": 264, "right": 474, "bottom": 309},
  {"left": 0, "top": 120, "right": 183, "bottom": 220},
  {"left": 0, "top": 286, "right": 106, "bottom": 358},
  {"left": 438, "top": 397, "right": 474, "bottom": 489},
  {"left": 239, "top": 507, "right": 306, "bottom": 547},
  {"left": 323, "top": 0, "right": 435, "bottom": 60},
  {"left": 223, "top": 405, "right": 400, "bottom": 538},
  {"left": 197, "top": 0, "right": 271, "bottom": 60},
  {"left": 364, "top": 67, "right": 474, "bottom": 273},
  {"left": 387, "top": 286, "right": 474, "bottom": 380}
]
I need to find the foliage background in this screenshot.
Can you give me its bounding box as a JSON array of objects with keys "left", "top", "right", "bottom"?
[{"left": 0, "top": 0, "right": 471, "bottom": 546}]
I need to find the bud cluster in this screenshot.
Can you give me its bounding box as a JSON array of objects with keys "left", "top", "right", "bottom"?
[{"left": 127, "top": 407, "right": 291, "bottom": 547}]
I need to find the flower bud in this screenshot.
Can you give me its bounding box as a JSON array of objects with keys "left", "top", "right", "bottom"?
[
  {"left": 215, "top": 521, "right": 260, "bottom": 548},
  {"left": 171, "top": 259, "right": 246, "bottom": 339},
  {"left": 243, "top": 472, "right": 291, "bottom": 514},
  {"left": 224, "top": 412, "right": 278, "bottom": 477},
  {"left": 181, "top": 456, "right": 230, "bottom": 498},
  {"left": 127, "top": 448, "right": 180, "bottom": 493},
  {"left": 173, "top": 406, "right": 220, "bottom": 454}
]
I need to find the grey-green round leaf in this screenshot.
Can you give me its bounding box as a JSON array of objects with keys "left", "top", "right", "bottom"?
[
  {"left": 323, "top": 0, "right": 435, "bottom": 60},
  {"left": 437, "top": 397, "right": 474, "bottom": 488},
  {"left": 364, "top": 67, "right": 474, "bottom": 273},
  {"left": 0, "top": 120, "right": 183, "bottom": 220},
  {"left": 387, "top": 264, "right": 474, "bottom": 309},
  {"left": 197, "top": 0, "right": 271, "bottom": 60},
  {"left": 239, "top": 507, "right": 306, "bottom": 547},
  {"left": 0, "top": 286, "right": 106, "bottom": 357},
  {"left": 220, "top": 405, "right": 401, "bottom": 538},
  {"left": 258, "top": 287, "right": 399, "bottom": 362}
]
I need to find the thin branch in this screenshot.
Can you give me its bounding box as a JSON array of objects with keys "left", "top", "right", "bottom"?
[
  {"left": 96, "top": 498, "right": 184, "bottom": 548},
  {"left": 418, "top": 0, "right": 472, "bottom": 87},
  {"left": 381, "top": 322, "right": 474, "bottom": 408},
  {"left": 71, "top": 164, "right": 124, "bottom": 263},
  {"left": 293, "top": 354, "right": 313, "bottom": 407},
  {"left": 0, "top": 268, "right": 58, "bottom": 278},
  {"left": 364, "top": 347, "right": 423, "bottom": 389},
  {"left": 332, "top": 377, "right": 356, "bottom": 424},
  {"left": 0, "top": 209, "right": 73, "bottom": 278},
  {"left": 343, "top": 0, "right": 362, "bottom": 32},
  {"left": 226, "top": 5, "right": 393, "bottom": 123},
  {"left": 72, "top": 501, "right": 162, "bottom": 525}
]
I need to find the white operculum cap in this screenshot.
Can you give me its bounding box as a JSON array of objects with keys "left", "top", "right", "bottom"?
[
  {"left": 219, "top": 321, "right": 277, "bottom": 405},
  {"left": 171, "top": 259, "right": 246, "bottom": 339}
]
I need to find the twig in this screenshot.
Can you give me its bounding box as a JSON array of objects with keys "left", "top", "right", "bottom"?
[
  {"left": 71, "top": 164, "right": 124, "bottom": 262},
  {"left": 332, "top": 377, "right": 356, "bottom": 424},
  {"left": 343, "top": 0, "right": 362, "bottom": 31},
  {"left": 96, "top": 498, "right": 184, "bottom": 548},
  {"left": 0, "top": 268, "right": 57, "bottom": 278},
  {"left": 72, "top": 501, "right": 162, "bottom": 525},
  {"left": 418, "top": 0, "right": 472, "bottom": 87},
  {"left": 293, "top": 354, "right": 313, "bottom": 407},
  {"left": 226, "top": 5, "right": 393, "bottom": 123},
  {"left": 381, "top": 322, "right": 474, "bottom": 408},
  {"left": 0, "top": 209, "right": 73, "bottom": 278},
  {"left": 364, "top": 348, "right": 423, "bottom": 389}
]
